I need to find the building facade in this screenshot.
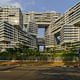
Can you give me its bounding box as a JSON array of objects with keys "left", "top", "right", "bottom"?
[
  {"left": 0, "top": 21, "right": 31, "bottom": 51},
  {"left": 0, "top": 7, "right": 23, "bottom": 30},
  {"left": 0, "top": 7, "right": 37, "bottom": 51},
  {"left": 51, "top": 2, "right": 80, "bottom": 47},
  {"left": 0, "top": 1, "right": 80, "bottom": 51},
  {"left": 23, "top": 11, "right": 60, "bottom": 48}
]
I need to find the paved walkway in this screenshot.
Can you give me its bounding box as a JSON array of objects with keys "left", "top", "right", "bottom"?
[{"left": 0, "top": 65, "right": 80, "bottom": 80}]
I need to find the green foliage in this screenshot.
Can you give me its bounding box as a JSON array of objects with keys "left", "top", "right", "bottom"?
[{"left": 0, "top": 42, "right": 79, "bottom": 60}]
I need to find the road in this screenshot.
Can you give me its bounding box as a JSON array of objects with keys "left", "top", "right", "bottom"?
[{"left": 0, "top": 65, "right": 80, "bottom": 80}]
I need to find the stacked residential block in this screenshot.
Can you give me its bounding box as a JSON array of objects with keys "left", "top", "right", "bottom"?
[
  {"left": 0, "top": 1, "right": 80, "bottom": 51},
  {"left": 0, "top": 7, "right": 36, "bottom": 51},
  {"left": 0, "top": 7, "right": 23, "bottom": 29},
  {"left": 23, "top": 11, "right": 60, "bottom": 48},
  {"left": 51, "top": 2, "right": 80, "bottom": 47}
]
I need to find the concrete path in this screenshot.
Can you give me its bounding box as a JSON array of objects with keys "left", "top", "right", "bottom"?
[{"left": 0, "top": 65, "right": 80, "bottom": 80}]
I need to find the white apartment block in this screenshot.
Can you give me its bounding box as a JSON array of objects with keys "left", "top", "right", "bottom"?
[
  {"left": 23, "top": 11, "right": 60, "bottom": 48},
  {"left": 51, "top": 2, "right": 80, "bottom": 47},
  {"left": 0, "top": 7, "right": 37, "bottom": 51},
  {"left": 0, "top": 21, "right": 31, "bottom": 51},
  {"left": 0, "top": 7, "right": 23, "bottom": 30},
  {"left": 0, "top": 1, "right": 80, "bottom": 51}
]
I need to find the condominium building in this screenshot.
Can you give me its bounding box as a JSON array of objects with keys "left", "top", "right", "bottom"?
[
  {"left": 23, "top": 11, "right": 60, "bottom": 24},
  {"left": 0, "top": 21, "right": 31, "bottom": 51},
  {"left": 0, "top": 7, "right": 37, "bottom": 51},
  {"left": 0, "top": 1, "right": 80, "bottom": 51},
  {"left": 60, "top": 25, "right": 80, "bottom": 45},
  {"left": 0, "top": 7, "right": 23, "bottom": 30},
  {"left": 45, "top": 24, "right": 54, "bottom": 47},
  {"left": 23, "top": 11, "right": 60, "bottom": 48},
  {"left": 50, "top": 1, "right": 80, "bottom": 47}
]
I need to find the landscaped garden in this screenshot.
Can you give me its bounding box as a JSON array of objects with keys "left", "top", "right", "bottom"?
[
  {"left": 0, "top": 43, "right": 80, "bottom": 61},
  {"left": 0, "top": 42, "right": 80, "bottom": 61}
]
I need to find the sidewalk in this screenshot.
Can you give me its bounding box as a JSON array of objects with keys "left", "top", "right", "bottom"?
[{"left": 0, "top": 60, "right": 80, "bottom": 66}]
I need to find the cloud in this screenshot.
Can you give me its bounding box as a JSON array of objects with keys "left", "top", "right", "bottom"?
[
  {"left": 22, "top": 0, "right": 37, "bottom": 11},
  {"left": 0, "top": 0, "right": 11, "bottom": 5},
  {"left": 11, "top": 2, "right": 22, "bottom": 9},
  {"left": 0, "top": 0, "right": 37, "bottom": 11},
  {"left": 26, "top": 0, "right": 36, "bottom": 5},
  {"left": 0, "top": 0, "right": 22, "bottom": 9}
]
